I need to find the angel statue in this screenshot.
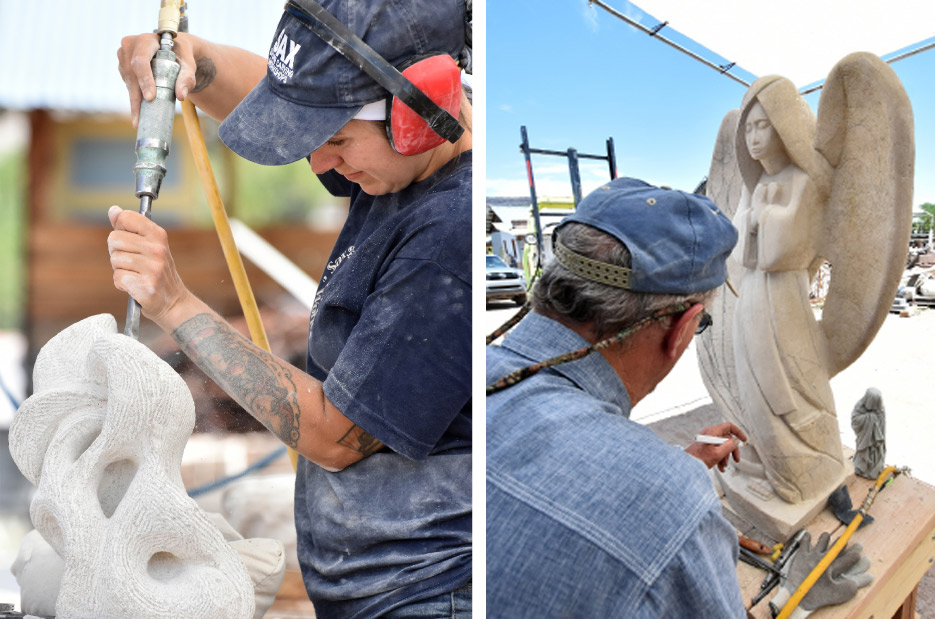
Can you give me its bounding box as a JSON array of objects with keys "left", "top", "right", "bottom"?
[{"left": 697, "top": 52, "right": 913, "bottom": 516}]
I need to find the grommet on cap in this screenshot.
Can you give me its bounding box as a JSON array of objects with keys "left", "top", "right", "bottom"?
[{"left": 647, "top": 198, "right": 656, "bottom": 205}]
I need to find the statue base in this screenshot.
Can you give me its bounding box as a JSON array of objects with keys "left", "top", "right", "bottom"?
[{"left": 715, "top": 455, "right": 855, "bottom": 541}]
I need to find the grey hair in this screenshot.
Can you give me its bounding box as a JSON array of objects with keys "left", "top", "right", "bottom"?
[{"left": 531, "top": 223, "right": 715, "bottom": 338}]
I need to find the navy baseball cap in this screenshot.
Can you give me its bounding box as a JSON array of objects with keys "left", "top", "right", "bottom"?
[
  {"left": 554, "top": 178, "right": 738, "bottom": 294},
  {"left": 219, "top": 0, "right": 467, "bottom": 165}
]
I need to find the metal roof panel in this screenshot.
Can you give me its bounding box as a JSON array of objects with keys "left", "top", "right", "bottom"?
[{"left": 0, "top": 1, "right": 284, "bottom": 112}]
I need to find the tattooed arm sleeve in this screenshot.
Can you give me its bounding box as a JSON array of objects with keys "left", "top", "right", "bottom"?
[{"left": 172, "top": 312, "right": 384, "bottom": 470}]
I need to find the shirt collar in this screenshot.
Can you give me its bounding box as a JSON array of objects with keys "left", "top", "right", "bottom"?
[{"left": 498, "top": 312, "right": 633, "bottom": 416}]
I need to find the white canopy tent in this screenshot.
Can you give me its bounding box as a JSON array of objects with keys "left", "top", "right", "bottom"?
[{"left": 606, "top": 0, "right": 935, "bottom": 89}]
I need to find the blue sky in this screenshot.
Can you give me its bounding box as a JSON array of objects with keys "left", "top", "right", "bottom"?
[{"left": 485, "top": 0, "right": 935, "bottom": 207}]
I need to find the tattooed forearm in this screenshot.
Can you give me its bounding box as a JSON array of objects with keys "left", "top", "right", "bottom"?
[
  {"left": 192, "top": 57, "right": 216, "bottom": 93},
  {"left": 337, "top": 424, "right": 384, "bottom": 457},
  {"left": 172, "top": 313, "right": 301, "bottom": 448}
]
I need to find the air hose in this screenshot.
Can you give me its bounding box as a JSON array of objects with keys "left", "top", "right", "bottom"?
[{"left": 176, "top": 3, "right": 298, "bottom": 471}]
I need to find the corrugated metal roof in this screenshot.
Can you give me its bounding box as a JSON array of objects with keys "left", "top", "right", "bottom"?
[{"left": 0, "top": 1, "right": 285, "bottom": 113}]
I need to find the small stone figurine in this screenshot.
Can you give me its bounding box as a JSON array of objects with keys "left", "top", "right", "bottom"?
[{"left": 851, "top": 388, "right": 886, "bottom": 479}]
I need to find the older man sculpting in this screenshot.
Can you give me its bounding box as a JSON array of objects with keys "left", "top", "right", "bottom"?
[{"left": 486, "top": 178, "right": 747, "bottom": 617}]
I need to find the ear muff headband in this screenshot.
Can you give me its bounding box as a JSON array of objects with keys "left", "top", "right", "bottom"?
[{"left": 285, "top": 0, "right": 464, "bottom": 146}]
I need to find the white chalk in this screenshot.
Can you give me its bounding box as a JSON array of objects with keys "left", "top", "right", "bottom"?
[{"left": 694, "top": 434, "right": 745, "bottom": 448}]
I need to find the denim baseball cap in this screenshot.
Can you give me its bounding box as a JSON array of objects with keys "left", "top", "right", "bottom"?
[
  {"left": 554, "top": 178, "right": 738, "bottom": 294},
  {"left": 219, "top": 0, "right": 467, "bottom": 165}
]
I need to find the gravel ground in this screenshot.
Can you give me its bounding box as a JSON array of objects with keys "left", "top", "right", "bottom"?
[{"left": 919, "top": 568, "right": 935, "bottom": 618}]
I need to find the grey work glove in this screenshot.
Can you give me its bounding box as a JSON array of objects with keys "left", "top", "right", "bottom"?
[{"left": 769, "top": 531, "right": 873, "bottom": 618}]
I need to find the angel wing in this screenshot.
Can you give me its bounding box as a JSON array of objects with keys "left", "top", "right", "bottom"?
[
  {"left": 815, "top": 52, "right": 914, "bottom": 377},
  {"left": 696, "top": 108, "right": 745, "bottom": 426}
]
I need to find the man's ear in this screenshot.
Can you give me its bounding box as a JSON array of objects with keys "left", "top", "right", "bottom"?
[{"left": 664, "top": 304, "right": 704, "bottom": 360}]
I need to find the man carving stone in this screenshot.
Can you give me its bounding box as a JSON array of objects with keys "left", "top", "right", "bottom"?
[
  {"left": 486, "top": 178, "right": 748, "bottom": 616},
  {"left": 485, "top": 177, "right": 875, "bottom": 617}
]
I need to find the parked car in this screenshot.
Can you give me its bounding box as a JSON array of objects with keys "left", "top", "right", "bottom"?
[{"left": 486, "top": 254, "right": 527, "bottom": 306}]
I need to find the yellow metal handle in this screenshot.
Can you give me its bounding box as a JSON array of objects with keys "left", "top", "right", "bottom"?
[{"left": 180, "top": 99, "right": 299, "bottom": 472}]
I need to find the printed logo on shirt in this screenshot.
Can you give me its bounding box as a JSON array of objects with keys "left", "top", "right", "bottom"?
[
  {"left": 310, "top": 245, "right": 355, "bottom": 323},
  {"left": 268, "top": 29, "right": 302, "bottom": 83},
  {"left": 326, "top": 246, "right": 356, "bottom": 273}
]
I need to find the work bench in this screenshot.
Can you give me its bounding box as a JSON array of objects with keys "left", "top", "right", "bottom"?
[
  {"left": 647, "top": 406, "right": 935, "bottom": 619},
  {"left": 737, "top": 470, "right": 935, "bottom": 618}
]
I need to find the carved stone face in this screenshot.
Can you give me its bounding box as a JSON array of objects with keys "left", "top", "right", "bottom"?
[{"left": 744, "top": 101, "right": 783, "bottom": 163}]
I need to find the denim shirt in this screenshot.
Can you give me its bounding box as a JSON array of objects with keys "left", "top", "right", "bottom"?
[{"left": 486, "top": 313, "right": 745, "bottom": 618}]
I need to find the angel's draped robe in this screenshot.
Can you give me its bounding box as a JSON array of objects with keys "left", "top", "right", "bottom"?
[{"left": 731, "top": 165, "right": 845, "bottom": 503}]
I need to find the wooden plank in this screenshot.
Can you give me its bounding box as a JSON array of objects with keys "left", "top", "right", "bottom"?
[
  {"left": 26, "top": 110, "right": 55, "bottom": 225},
  {"left": 892, "top": 585, "right": 918, "bottom": 619},
  {"left": 852, "top": 527, "right": 932, "bottom": 619},
  {"left": 276, "top": 570, "right": 311, "bottom": 600},
  {"left": 268, "top": 570, "right": 317, "bottom": 618},
  {"left": 740, "top": 474, "right": 935, "bottom": 618},
  {"left": 264, "top": 599, "right": 317, "bottom": 619}
]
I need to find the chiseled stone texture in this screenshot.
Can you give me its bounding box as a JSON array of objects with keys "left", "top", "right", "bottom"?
[{"left": 10, "top": 314, "right": 255, "bottom": 619}]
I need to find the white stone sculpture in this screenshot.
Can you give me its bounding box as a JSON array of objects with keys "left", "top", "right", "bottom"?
[
  {"left": 222, "top": 474, "right": 300, "bottom": 571},
  {"left": 10, "top": 530, "right": 63, "bottom": 619},
  {"left": 9, "top": 314, "right": 257, "bottom": 619},
  {"left": 11, "top": 516, "right": 286, "bottom": 619},
  {"left": 698, "top": 52, "right": 913, "bottom": 538},
  {"left": 851, "top": 388, "right": 886, "bottom": 479}
]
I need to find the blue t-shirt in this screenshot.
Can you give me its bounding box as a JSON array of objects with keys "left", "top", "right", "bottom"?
[
  {"left": 296, "top": 152, "right": 472, "bottom": 619},
  {"left": 486, "top": 313, "right": 745, "bottom": 618}
]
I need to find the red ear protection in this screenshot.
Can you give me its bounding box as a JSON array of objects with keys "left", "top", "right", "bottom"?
[
  {"left": 387, "top": 55, "right": 463, "bottom": 156},
  {"left": 285, "top": 1, "right": 465, "bottom": 157}
]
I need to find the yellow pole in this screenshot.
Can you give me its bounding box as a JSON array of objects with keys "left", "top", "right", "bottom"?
[
  {"left": 180, "top": 99, "right": 299, "bottom": 472},
  {"left": 776, "top": 466, "right": 900, "bottom": 619}
]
